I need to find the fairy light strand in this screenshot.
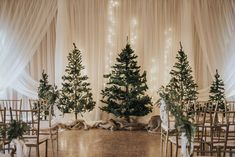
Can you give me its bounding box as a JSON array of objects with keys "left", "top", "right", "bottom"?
[
  {"left": 130, "top": 18, "right": 138, "bottom": 46},
  {"left": 164, "top": 27, "right": 173, "bottom": 83},
  {"left": 104, "top": 0, "right": 119, "bottom": 87}
]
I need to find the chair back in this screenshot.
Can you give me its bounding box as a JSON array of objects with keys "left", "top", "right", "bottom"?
[
  {"left": 225, "top": 101, "right": 235, "bottom": 111},
  {"left": 29, "top": 99, "right": 51, "bottom": 121},
  {"left": 9, "top": 107, "right": 40, "bottom": 141},
  {"left": 225, "top": 111, "right": 235, "bottom": 141},
  {"left": 0, "top": 100, "right": 22, "bottom": 110},
  {"left": 204, "top": 123, "right": 229, "bottom": 156},
  {"left": 0, "top": 100, "right": 22, "bottom": 124},
  {"left": 0, "top": 107, "right": 6, "bottom": 149}
]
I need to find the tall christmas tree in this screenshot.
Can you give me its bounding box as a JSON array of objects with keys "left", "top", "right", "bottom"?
[
  {"left": 58, "top": 43, "right": 95, "bottom": 119},
  {"left": 208, "top": 69, "right": 226, "bottom": 111},
  {"left": 166, "top": 42, "right": 198, "bottom": 110},
  {"left": 158, "top": 43, "right": 198, "bottom": 148},
  {"left": 100, "top": 43, "right": 152, "bottom": 122}
]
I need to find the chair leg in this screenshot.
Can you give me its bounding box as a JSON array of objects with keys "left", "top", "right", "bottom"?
[
  {"left": 57, "top": 131, "right": 59, "bottom": 152},
  {"left": 165, "top": 134, "right": 169, "bottom": 157},
  {"left": 36, "top": 146, "right": 40, "bottom": 157},
  {"left": 45, "top": 140, "right": 48, "bottom": 157},
  {"left": 217, "top": 147, "right": 221, "bottom": 157},
  {"left": 28, "top": 147, "right": 31, "bottom": 157},
  {"left": 51, "top": 136, "right": 55, "bottom": 157},
  {"left": 160, "top": 131, "right": 164, "bottom": 157},
  {"left": 56, "top": 131, "right": 59, "bottom": 157},
  {"left": 175, "top": 145, "right": 178, "bottom": 157},
  {"left": 170, "top": 142, "right": 172, "bottom": 157}
]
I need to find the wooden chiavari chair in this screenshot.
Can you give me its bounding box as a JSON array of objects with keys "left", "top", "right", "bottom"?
[
  {"left": 203, "top": 123, "right": 229, "bottom": 157},
  {"left": 0, "top": 107, "right": 14, "bottom": 156},
  {"left": 160, "top": 99, "right": 176, "bottom": 157},
  {"left": 0, "top": 100, "right": 22, "bottom": 110},
  {"left": 223, "top": 111, "right": 235, "bottom": 156},
  {"left": 10, "top": 107, "right": 48, "bottom": 157},
  {"left": 168, "top": 105, "right": 206, "bottom": 157},
  {"left": 225, "top": 101, "right": 235, "bottom": 111},
  {"left": 29, "top": 99, "right": 59, "bottom": 157},
  {"left": 0, "top": 99, "right": 22, "bottom": 124}
]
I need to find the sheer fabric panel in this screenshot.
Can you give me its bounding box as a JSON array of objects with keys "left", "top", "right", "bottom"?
[{"left": 0, "top": 0, "right": 57, "bottom": 98}]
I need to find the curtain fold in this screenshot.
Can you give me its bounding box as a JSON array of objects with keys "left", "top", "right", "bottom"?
[
  {"left": 0, "top": 0, "right": 57, "bottom": 98},
  {"left": 193, "top": 0, "right": 235, "bottom": 100}
]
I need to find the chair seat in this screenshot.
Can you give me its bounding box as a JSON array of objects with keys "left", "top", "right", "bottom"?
[
  {"left": 24, "top": 135, "right": 48, "bottom": 146},
  {"left": 2, "top": 140, "right": 10, "bottom": 145},
  {"left": 226, "top": 140, "right": 235, "bottom": 147},
  {"left": 194, "top": 155, "right": 216, "bottom": 157},
  {"left": 212, "top": 142, "right": 226, "bottom": 147},
  {"left": 161, "top": 122, "right": 175, "bottom": 132},
  {"left": 40, "top": 121, "right": 59, "bottom": 131},
  {"left": 168, "top": 136, "right": 200, "bottom": 145},
  {"left": 222, "top": 125, "right": 235, "bottom": 131},
  {"left": 0, "top": 153, "right": 11, "bottom": 157},
  {"left": 203, "top": 136, "right": 226, "bottom": 143}
]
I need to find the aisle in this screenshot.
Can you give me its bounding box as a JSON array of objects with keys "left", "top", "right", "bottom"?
[{"left": 43, "top": 129, "right": 160, "bottom": 157}]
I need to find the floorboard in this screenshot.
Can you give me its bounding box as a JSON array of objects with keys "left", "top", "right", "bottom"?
[{"left": 36, "top": 129, "right": 160, "bottom": 157}]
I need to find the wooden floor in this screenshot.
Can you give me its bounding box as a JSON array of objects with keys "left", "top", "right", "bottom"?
[{"left": 36, "top": 129, "right": 161, "bottom": 157}]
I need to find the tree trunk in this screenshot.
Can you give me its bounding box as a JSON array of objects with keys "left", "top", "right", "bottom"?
[
  {"left": 75, "top": 112, "right": 78, "bottom": 120},
  {"left": 125, "top": 116, "right": 130, "bottom": 123}
]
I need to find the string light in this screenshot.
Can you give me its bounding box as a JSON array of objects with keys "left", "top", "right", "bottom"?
[
  {"left": 130, "top": 18, "right": 138, "bottom": 45},
  {"left": 163, "top": 27, "right": 173, "bottom": 83},
  {"left": 104, "top": 0, "right": 119, "bottom": 87}
]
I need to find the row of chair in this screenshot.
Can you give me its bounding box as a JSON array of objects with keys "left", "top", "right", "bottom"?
[
  {"left": 0, "top": 99, "right": 59, "bottom": 157},
  {"left": 160, "top": 100, "right": 235, "bottom": 157}
]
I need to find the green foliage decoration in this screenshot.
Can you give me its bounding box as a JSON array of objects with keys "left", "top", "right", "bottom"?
[
  {"left": 158, "top": 86, "right": 195, "bottom": 145},
  {"left": 6, "top": 120, "right": 30, "bottom": 141}
]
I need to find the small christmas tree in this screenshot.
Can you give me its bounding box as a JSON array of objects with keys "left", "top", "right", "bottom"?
[
  {"left": 38, "top": 71, "right": 59, "bottom": 118},
  {"left": 38, "top": 70, "right": 52, "bottom": 100},
  {"left": 208, "top": 69, "right": 226, "bottom": 111},
  {"left": 166, "top": 42, "right": 198, "bottom": 111},
  {"left": 100, "top": 43, "right": 152, "bottom": 122},
  {"left": 58, "top": 43, "right": 95, "bottom": 119}
]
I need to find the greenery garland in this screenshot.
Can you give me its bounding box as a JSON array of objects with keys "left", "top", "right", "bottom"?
[
  {"left": 158, "top": 86, "right": 195, "bottom": 145},
  {"left": 6, "top": 120, "right": 30, "bottom": 141}
]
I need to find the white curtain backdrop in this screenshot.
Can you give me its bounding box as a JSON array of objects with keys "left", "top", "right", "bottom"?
[
  {"left": 28, "top": 18, "right": 56, "bottom": 85},
  {"left": 54, "top": 0, "right": 196, "bottom": 121},
  {"left": 0, "top": 0, "right": 235, "bottom": 121},
  {"left": 0, "top": 0, "right": 57, "bottom": 98},
  {"left": 193, "top": 0, "right": 235, "bottom": 100}
]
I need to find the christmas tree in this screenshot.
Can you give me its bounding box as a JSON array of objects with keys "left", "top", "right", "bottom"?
[
  {"left": 58, "top": 43, "right": 95, "bottom": 119},
  {"left": 208, "top": 69, "right": 226, "bottom": 111},
  {"left": 38, "top": 70, "right": 52, "bottom": 100},
  {"left": 166, "top": 42, "right": 198, "bottom": 111},
  {"left": 38, "top": 71, "right": 59, "bottom": 118},
  {"left": 100, "top": 43, "right": 152, "bottom": 122},
  {"left": 158, "top": 42, "right": 198, "bottom": 148}
]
